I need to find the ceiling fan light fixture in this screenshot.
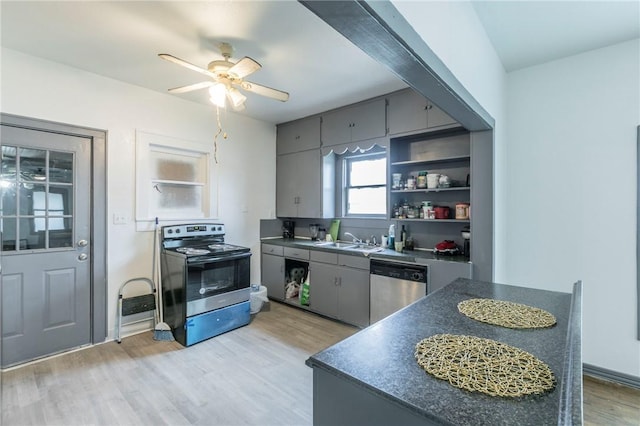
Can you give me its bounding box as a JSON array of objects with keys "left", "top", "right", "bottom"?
[
  {"left": 208, "top": 83, "right": 227, "bottom": 107},
  {"left": 227, "top": 87, "right": 247, "bottom": 109}
]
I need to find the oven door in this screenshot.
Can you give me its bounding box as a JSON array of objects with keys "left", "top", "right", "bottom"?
[{"left": 185, "top": 252, "right": 251, "bottom": 316}]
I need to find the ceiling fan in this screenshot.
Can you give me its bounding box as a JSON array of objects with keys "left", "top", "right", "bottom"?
[{"left": 159, "top": 42, "right": 289, "bottom": 111}]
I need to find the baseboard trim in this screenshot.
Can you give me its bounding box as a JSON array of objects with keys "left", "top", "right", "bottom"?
[{"left": 583, "top": 363, "right": 640, "bottom": 389}]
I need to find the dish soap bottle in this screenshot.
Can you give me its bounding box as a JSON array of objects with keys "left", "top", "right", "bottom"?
[{"left": 388, "top": 224, "right": 395, "bottom": 248}]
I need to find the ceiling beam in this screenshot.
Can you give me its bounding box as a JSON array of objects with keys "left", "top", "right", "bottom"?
[{"left": 299, "top": 0, "right": 494, "bottom": 131}]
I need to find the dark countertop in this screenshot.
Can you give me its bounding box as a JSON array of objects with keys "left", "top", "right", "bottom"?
[
  {"left": 306, "top": 278, "right": 582, "bottom": 425},
  {"left": 260, "top": 237, "right": 470, "bottom": 265}
]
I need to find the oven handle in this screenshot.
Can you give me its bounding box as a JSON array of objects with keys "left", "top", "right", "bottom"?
[{"left": 186, "top": 252, "right": 251, "bottom": 264}]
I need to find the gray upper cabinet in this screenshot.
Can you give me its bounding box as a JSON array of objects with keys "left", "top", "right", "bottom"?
[
  {"left": 277, "top": 149, "right": 320, "bottom": 218},
  {"left": 276, "top": 149, "right": 335, "bottom": 218},
  {"left": 321, "top": 98, "right": 386, "bottom": 146},
  {"left": 387, "top": 89, "right": 457, "bottom": 135},
  {"left": 276, "top": 116, "right": 321, "bottom": 155}
]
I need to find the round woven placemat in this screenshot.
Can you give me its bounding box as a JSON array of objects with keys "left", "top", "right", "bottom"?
[
  {"left": 458, "top": 298, "right": 556, "bottom": 329},
  {"left": 415, "top": 334, "right": 556, "bottom": 397}
]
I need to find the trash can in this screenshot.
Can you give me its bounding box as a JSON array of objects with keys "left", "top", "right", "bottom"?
[{"left": 250, "top": 285, "right": 268, "bottom": 314}]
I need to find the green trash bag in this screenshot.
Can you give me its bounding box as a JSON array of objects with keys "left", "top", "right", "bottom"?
[{"left": 300, "top": 271, "right": 310, "bottom": 306}]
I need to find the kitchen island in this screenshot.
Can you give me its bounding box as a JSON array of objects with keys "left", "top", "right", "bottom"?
[{"left": 306, "top": 278, "right": 582, "bottom": 425}]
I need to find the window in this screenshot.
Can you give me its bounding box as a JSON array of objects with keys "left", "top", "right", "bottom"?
[
  {"left": 343, "top": 151, "right": 386, "bottom": 216},
  {"left": 136, "top": 131, "right": 216, "bottom": 223}
]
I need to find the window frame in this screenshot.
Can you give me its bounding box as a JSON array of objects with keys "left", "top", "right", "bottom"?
[{"left": 341, "top": 149, "right": 387, "bottom": 218}]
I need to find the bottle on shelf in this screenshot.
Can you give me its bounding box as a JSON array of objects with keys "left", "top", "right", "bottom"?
[{"left": 401, "top": 225, "right": 407, "bottom": 245}]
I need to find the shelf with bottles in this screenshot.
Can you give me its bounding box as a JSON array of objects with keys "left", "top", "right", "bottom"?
[
  {"left": 390, "top": 186, "right": 469, "bottom": 194},
  {"left": 395, "top": 218, "right": 470, "bottom": 223},
  {"left": 391, "top": 198, "right": 470, "bottom": 221}
]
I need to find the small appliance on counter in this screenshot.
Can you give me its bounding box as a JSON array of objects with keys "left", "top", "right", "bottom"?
[
  {"left": 282, "top": 220, "right": 295, "bottom": 239},
  {"left": 434, "top": 239, "right": 459, "bottom": 256},
  {"left": 461, "top": 226, "right": 471, "bottom": 259},
  {"left": 309, "top": 223, "right": 320, "bottom": 241}
]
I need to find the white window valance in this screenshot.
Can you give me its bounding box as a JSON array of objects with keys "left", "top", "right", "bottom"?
[{"left": 320, "top": 136, "right": 389, "bottom": 156}]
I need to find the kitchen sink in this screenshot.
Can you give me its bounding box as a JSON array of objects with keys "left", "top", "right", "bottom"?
[
  {"left": 346, "top": 245, "right": 385, "bottom": 254},
  {"left": 314, "top": 241, "right": 357, "bottom": 249}
]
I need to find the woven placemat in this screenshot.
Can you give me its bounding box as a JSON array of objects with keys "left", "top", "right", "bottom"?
[
  {"left": 458, "top": 298, "right": 557, "bottom": 329},
  {"left": 415, "top": 334, "right": 556, "bottom": 397}
]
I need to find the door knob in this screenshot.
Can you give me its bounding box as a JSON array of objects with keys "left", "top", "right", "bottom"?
[
  {"left": 78, "top": 253, "right": 88, "bottom": 261},
  {"left": 77, "top": 239, "right": 88, "bottom": 247}
]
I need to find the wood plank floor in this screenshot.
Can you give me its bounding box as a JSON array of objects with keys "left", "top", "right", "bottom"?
[{"left": 2, "top": 301, "right": 639, "bottom": 425}]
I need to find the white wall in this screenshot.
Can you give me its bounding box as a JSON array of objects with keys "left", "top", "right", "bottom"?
[
  {"left": 393, "top": 2, "right": 639, "bottom": 377},
  {"left": 1, "top": 47, "right": 276, "bottom": 339},
  {"left": 392, "top": 0, "right": 508, "bottom": 280},
  {"left": 506, "top": 39, "right": 640, "bottom": 376}
]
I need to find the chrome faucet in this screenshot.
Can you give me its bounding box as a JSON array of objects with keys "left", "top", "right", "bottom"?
[{"left": 344, "top": 232, "right": 362, "bottom": 244}]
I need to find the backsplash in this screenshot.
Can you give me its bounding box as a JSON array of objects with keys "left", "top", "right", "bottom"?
[{"left": 260, "top": 218, "right": 468, "bottom": 252}]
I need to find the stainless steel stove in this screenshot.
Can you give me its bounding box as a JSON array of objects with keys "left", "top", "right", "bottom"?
[{"left": 160, "top": 223, "right": 251, "bottom": 346}]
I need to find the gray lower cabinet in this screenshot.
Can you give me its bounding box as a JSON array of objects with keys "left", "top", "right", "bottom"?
[
  {"left": 422, "top": 259, "right": 472, "bottom": 294},
  {"left": 309, "top": 254, "right": 370, "bottom": 328},
  {"left": 387, "top": 88, "right": 457, "bottom": 135},
  {"left": 261, "top": 253, "right": 285, "bottom": 301},
  {"left": 308, "top": 261, "right": 339, "bottom": 318},
  {"left": 336, "top": 266, "right": 370, "bottom": 328}
]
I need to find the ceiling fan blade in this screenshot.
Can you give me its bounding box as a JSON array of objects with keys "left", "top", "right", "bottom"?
[
  {"left": 227, "top": 57, "right": 261, "bottom": 79},
  {"left": 168, "top": 81, "right": 214, "bottom": 94},
  {"left": 239, "top": 81, "right": 289, "bottom": 102},
  {"left": 158, "top": 53, "right": 217, "bottom": 79}
]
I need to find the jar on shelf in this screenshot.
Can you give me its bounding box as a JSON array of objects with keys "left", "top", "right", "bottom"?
[
  {"left": 416, "top": 172, "right": 427, "bottom": 189},
  {"left": 406, "top": 175, "right": 416, "bottom": 190},
  {"left": 407, "top": 205, "right": 416, "bottom": 219},
  {"left": 392, "top": 173, "right": 402, "bottom": 190},
  {"left": 455, "top": 203, "right": 470, "bottom": 220},
  {"left": 422, "top": 201, "right": 433, "bottom": 219}
]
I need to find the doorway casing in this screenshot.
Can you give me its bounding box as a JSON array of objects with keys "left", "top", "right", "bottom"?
[{"left": 0, "top": 112, "right": 108, "bottom": 353}]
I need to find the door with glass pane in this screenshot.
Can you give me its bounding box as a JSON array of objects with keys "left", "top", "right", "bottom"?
[{"left": 1, "top": 125, "right": 91, "bottom": 367}]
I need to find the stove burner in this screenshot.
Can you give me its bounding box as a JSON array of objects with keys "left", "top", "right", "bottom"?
[
  {"left": 176, "top": 247, "right": 211, "bottom": 255},
  {"left": 208, "top": 244, "right": 234, "bottom": 251}
]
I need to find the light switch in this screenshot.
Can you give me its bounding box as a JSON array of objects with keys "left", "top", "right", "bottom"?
[{"left": 113, "top": 213, "right": 127, "bottom": 225}]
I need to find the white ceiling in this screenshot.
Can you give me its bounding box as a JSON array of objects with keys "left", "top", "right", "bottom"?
[
  {"left": 1, "top": 1, "right": 638, "bottom": 124},
  {"left": 472, "top": 1, "right": 639, "bottom": 72}
]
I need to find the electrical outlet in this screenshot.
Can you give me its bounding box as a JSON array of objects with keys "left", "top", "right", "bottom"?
[{"left": 113, "top": 213, "right": 127, "bottom": 225}]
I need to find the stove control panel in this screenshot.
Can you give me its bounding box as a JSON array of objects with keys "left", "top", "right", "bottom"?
[{"left": 162, "top": 224, "right": 225, "bottom": 239}]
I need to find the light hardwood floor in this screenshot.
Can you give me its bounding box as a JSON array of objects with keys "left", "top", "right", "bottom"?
[{"left": 2, "top": 301, "right": 639, "bottom": 425}]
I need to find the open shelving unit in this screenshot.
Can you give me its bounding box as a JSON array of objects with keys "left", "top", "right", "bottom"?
[{"left": 389, "top": 128, "right": 471, "bottom": 225}]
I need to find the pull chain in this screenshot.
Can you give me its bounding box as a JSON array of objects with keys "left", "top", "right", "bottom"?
[{"left": 213, "top": 106, "right": 228, "bottom": 164}]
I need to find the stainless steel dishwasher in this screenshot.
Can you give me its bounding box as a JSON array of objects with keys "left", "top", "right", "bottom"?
[{"left": 369, "top": 259, "right": 427, "bottom": 324}]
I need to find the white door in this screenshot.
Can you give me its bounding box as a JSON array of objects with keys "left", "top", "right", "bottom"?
[{"left": 1, "top": 125, "right": 92, "bottom": 368}]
